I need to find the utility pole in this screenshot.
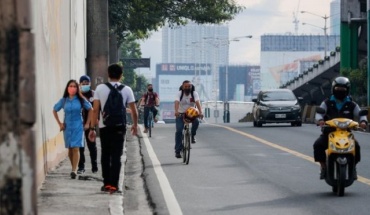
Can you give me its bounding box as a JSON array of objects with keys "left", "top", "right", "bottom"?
[
  {"left": 86, "top": 0, "right": 109, "bottom": 89},
  {"left": 0, "top": 1, "right": 37, "bottom": 214}
]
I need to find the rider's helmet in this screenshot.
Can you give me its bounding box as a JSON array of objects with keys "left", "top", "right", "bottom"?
[
  {"left": 183, "top": 107, "right": 199, "bottom": 123},
  {"left": 332, "top": 76, "right": 350, "bottom": 100}
]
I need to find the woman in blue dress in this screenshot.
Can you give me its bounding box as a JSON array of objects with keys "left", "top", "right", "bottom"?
[{"left": 53, "top": 79, "right": 93, "bottom": 179}]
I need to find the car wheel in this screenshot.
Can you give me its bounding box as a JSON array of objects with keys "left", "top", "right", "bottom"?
[
  {"left": 296, "top": 121, "right": 302, "bottom": 126},
  {"left": 253, "top": 120, "right": 257, "bottom": 127},
  {"left": 291, "top": 122, "right": 296, "bottom": 126},
  {"left": 257, "top": 121, "right": 263, "bottom": 127}
]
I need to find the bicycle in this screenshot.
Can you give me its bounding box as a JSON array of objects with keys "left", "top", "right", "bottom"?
[
  {"left": 142, "top": 105, "right": 156, "bottom": 137},
  {"left": 180, "top": 114, "right": 191, "bottom": 164},
  {"left": 147, "top": 110, "right": 154, "bottom": 137}
]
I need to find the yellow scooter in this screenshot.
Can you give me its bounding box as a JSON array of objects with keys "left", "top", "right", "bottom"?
[{"left": 316, "top": 107, "right": 368, "bottom": 196}]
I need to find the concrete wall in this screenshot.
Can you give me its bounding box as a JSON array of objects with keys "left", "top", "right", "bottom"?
[{"left": 32, "top": 0, "right": 87, "bottom": 188}]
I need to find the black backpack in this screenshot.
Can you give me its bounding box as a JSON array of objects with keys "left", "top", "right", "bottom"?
[
  {"left": 102, "top": 83, "right": 126, "bottom": 127},
  {"left": 179, "top": 84, "right": 195, "bottom": 101}
]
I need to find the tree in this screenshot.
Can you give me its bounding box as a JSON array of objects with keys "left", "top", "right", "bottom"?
[
  {"left": 109, "top": 0, "right": 243, "bottom": 43},
  {"left": 118, "top": 34, "right": 149, "bottom": 93},
  {"left": 342, "top": 58, "right": 368, "bottom": 106}
]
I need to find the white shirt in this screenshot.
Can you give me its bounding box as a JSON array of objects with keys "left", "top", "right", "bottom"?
[
  {"left": 94, "top": 82, "right": 135, "bottom": 128},
  {"left": 175, "top": 90, "right": 200, "bottom": 113}
]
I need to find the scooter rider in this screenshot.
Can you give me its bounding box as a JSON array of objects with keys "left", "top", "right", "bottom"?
[{"left": 314, "top": 76, "right": 368, "bottom": 180}]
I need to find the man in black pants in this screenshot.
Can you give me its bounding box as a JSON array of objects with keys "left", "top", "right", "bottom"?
[
  {"left": 88, "top": 64, "right": 138, "bottom": 193},
  {"left": 314, "top": 77, "right": 367, "bottom": 180},
  {"left": 77, "top": 75, "right": 98, "bottom": 174}
]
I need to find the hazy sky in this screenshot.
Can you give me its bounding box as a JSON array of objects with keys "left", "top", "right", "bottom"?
[{"left": 139, "top": 0, "right": 334, "bottom": 76}]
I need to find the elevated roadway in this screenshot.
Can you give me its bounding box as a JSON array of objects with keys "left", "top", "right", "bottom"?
[{"left": 282, "top": 49, "right": 341, "bottom": 106}]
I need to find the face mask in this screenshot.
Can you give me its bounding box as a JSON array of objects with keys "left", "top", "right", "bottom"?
[
  {"left": 148, "top": 88, "right": 153, "bottom": 92},
  {"left": 184, "top": 89, "right": 191, "bottom": 94},
  {"left": 68, "top": 86, "right": 77, "bottom": 95},
  {"left": 333, "top": 90, "right": 346, "bottom": 100},
  {"left": 81, "top": 85, "right": 90, "bottom": 92}
]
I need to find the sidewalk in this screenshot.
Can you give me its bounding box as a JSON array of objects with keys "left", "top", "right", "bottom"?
[{"left": 37, "top": 127, "right": 152, "bottom": 215}]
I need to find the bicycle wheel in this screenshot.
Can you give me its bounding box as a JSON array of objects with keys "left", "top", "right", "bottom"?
[
  {"left": 184, "top": 132, "right": 191, "bottom": 164},
  {"left": 181, "top": 131, "right": 186, "bottom": 163},
  {"left": 148, "top": 113, "right": 152, "bottom": 137}
]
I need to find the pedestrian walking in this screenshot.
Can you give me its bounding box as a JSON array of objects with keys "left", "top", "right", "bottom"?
[
  {"left": 77, "top": 75, "right": 98, "bottom": 174},
  {"left": 53, "top": 79, "right": 93, "bottom": 179},
  {"left": 88, "top": 64, "right": 138, "bottom": 193}
]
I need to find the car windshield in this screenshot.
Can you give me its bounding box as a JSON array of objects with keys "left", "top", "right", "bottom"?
[{"left": 261, "top": 91, "right": 296, "bottom": 101}]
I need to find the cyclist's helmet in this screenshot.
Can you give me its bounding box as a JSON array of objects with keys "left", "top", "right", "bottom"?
[
  {"left": 332, "top": 76, "right": 350, "bottom": 100},
  {"left": 183, "top": 107, "right": 199, "bottom": 123}
]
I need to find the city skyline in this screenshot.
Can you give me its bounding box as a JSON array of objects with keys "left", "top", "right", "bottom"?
[{"left": 138, "top": 0, "right": 334, "bottom": 79}]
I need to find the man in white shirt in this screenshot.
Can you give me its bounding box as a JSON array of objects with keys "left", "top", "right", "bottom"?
[
  {"left": 174, "top": 80, "right": 204, "bottom": 158},
  {"left": 89, "top": 64, "right": 138, "bottom": 193}
]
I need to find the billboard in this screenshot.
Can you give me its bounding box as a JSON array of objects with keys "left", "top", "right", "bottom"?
[
  {"left": 158, "top": 75, "right": 213, "bottom": 102},
  {"left": 156, "top": 63, "right": 213, "bottom": 102}
]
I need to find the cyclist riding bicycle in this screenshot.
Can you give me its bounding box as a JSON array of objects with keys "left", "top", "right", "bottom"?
[
  {"left": 174, "top": 80, "right": 204, "bottom": 158},
  {"left": 140, "top": 84, "right": 160, "bottom": 133}
]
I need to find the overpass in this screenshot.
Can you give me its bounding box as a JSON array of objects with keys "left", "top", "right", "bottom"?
[{"left": 280, "top": 48, "right": 341, "bottom": 106}]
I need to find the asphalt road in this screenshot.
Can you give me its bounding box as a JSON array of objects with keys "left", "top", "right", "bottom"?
[{"left": 139, "top": 122, "right": 370, "bottom": 215}]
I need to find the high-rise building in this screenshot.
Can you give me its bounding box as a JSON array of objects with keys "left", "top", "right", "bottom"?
[
  {"left": 330, "top": 0, "right": 340, "bottom": 35},
  {"left": 162, "top": 22, "right": 229, "bottom": 100},
  {"left": 162, "top": 22, "right": 229, "bottom": 64}
]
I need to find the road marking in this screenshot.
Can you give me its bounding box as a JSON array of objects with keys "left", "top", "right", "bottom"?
[
  {"left": 140, "top": 125, "right": 183, "bottom": 215},
  {"left": 212, "top": 124, "right": 370, "bottom": 186}
]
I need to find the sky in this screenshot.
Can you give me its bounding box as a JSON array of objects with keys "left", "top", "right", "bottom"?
[{"left": 138, "top": 0, "right": 334, "bottom": 77}]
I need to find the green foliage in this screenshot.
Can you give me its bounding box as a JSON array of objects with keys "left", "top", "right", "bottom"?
[
  {"left": 119, "top": 34, "right": 142, "bottom": 59},
  {"left": 341, "top": 58, "right": 368, "bottom": 106},
  {"left": 118, "top": 34, "right": 149, "bottom": 94},
  {"left": 109, "top": 0, "right": 243, "bottom": 43}
]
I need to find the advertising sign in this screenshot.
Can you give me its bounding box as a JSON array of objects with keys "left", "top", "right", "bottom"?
[{"left": 158, "top": 75, "right": 213, "bottom": 102}]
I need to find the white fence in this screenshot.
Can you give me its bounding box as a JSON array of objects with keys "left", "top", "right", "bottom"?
[{"left": 202, "top": 101, "right": 254, "bottom": 124}]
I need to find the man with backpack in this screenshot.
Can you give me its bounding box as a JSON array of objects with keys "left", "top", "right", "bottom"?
[
  {"left": 140, "top": 84, "right": 159, "bottom": 133},
  {"left": 77, "top": 75, "right": 98, "bottom": 174},
  {"left": 174, "top": 80, "right": 204, "bottom": 158},
  {"left": 88, "top": 64, "right": 138, "bottom": 193}
]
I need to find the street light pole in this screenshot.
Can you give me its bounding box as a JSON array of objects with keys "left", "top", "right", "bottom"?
[
  {"left": 224, "top": 36, "right": 252, "bottom": 102},
  {"left": 203, "top": 35, "right": 252, "bottom": 123},
  {"left": 301, "top": 11, "right": 336, "bottom": 57},
  {"left": 302, "top": 22, "right": 328, "bottom": 57}
]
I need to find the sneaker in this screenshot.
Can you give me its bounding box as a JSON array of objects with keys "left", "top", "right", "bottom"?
[
  {"left": 191, "top": 135, "right": 196, "bottom": 144},
  {"left": 175, "top": 153, "right": 182, "bottom": 158},
  {"left": 101, "top": 185, "right": 111, "bottom": 192},
  {"left": 320, "top": 168, "right": 326, "bottom": 180},
  {"left": 92, "top": 166, "right": 98, "bottom": 173},
  {"left": 77, "top": 169, "right": 85, "bottom": 174},
  {"left": 143, "top": 128, "right": 148, "bottom": 133},
  {"left": 70, "top": 172, "right": 77, "bottom": 179},
  {"left": 109, "top": 186, "right": 122, "bottom": 194}
]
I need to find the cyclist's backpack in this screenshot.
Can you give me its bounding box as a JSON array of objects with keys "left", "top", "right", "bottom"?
[
  {"left": 179, "top": 84, "right": 195, "bottom": 101},
  {"left": 102, "top": 83, "right": 126, "bottom": 127}
]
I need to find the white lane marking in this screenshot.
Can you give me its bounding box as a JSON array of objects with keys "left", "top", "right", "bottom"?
[
  {"left": 212, "top": 124, "right": 370, "bottom": 186},
  {"left": 140, "top": 125, "right": 183, "bottom": 215}
]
